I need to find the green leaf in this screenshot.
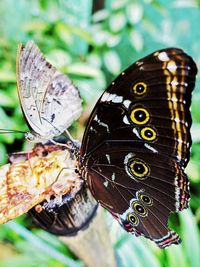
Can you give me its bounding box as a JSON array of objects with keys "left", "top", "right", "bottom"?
[
  {"left": 186, "top": 160, "right": 200, "bottom": 183},
  {"left": 46, "top": 49, "right": 72, "bottom": 69},
  {"left": 107, "top": 33, "right": 121, "bottom": 47},
  {"left": 179, "top": 210, "right": 200, "bottom": 267},
  {"left": 87, "top": 53, "right": 102, "bottom": 68},
  {"left": 0, "top": 90, "right": 16, "bottom": 108},
  {"left": 5, "top": 222, "right": 83, "bottom": 267},
  {"left": 103, "top": 50, "right": 121, "bottom": 75},
  {"left": 191, "top": 123, "right": 200, "bottom": 143},
  {"left": 165, "top": 245, "right": 188, "bottom": 267},
  {"left": 66, "top": 63, "right": 102, "bottom": 78},
  {"left": 22, "top": 20, "right": 48, "bottom": 32},
  {"left": 0, "top": 70, "right": 15, "bottom": 82},
  {"left": 118, "top": 241, "right": 144, "bottom": 267},
  {"left": 126, "top": 3, "right": 143, "bottom": 25},
  {"left": 0, "top": 142, "right": 7, "bottom": 165},
  {"left": 0, "top": 108, "right": 17, "bottom": 144},
  {"left": 109, "top": 12, "right": 127, "bottom": 32},
  {"left": 110, "top": 0, "right": 128, "bottom": 10},
  {"left": 132, "top": 239, "right": 161, "bottom": 267},
  {"left": 92, "top": 9, "right": 110, "bottom": 23},
  {"left": 129, "top": 29, "right": 144, "bottom": 51},
  {"left": 91, "top": 27, "right": 109, "bottom": 46}
]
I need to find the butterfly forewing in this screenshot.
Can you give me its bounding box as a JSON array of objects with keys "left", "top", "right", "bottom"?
[
  {"left": 80, "top": 48, "right": 197, "bottom": 248},
  {"left": 17, "top": 40, "right": 82, "bottom": 141}
]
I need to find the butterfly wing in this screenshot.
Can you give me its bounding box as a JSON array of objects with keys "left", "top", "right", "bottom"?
[
  {"left": 17, "top": 40, "right": 82, "bottom": 139},
  {"left": 0, "top": 144, "right": 77, "bottom": 224},
  {"left": 80, "top": 48, "right": 197, "bottom": 247}
]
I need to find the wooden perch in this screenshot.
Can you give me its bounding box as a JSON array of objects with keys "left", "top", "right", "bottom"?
[{"left": 60, "top": 207, "right": 117, "bottom": 267}]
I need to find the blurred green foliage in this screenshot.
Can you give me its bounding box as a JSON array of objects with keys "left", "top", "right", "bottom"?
[{"left": 0, "top": 0, "right": 200, "bottom": 266}]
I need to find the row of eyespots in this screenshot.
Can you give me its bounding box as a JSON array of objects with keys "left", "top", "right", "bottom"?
[
  {"left": 131, "top": 82, "right": 158, "bottom": 142},
  {"left": 128, "top": 158, "right": 150, "bottom": 180},
  {"left": 130, "top": 107, "right": 157, "bottom": 141},
  {"left": 127, "top": 192, "right": 153, "bottom": 226}
]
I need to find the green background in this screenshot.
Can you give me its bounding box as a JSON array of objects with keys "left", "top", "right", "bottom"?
[{"left": 0, "top": 0, "right": 200, "bottom": 266}]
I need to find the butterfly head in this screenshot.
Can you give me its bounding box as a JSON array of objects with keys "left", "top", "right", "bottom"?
[{"left": 24, "top": 131, "right": 46, "bottom": 143}]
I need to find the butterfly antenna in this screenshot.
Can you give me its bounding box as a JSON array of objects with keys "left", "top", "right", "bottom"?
[
  {"left": 0, "top": 129, "right": 26, "bottom": 134},
  {"left": 64, "top": 129, "right": 75, "bottom": 142}
]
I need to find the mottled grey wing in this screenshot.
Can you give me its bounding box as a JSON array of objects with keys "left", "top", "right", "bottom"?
[{"left": 17, "top": 40, "right": 82, "bottom": 139}]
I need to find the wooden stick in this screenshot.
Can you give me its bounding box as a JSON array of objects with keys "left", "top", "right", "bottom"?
[{"left": 60, "top": 207, "right": 117, "bottom": 267}]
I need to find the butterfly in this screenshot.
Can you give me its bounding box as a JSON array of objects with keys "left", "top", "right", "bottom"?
[
  {"left": 16, "top": 40, "right": 82, "bottom": 142},
  {"left": 76, "top": 48, "right": 197, "bottom": 248},
  {"left": 0, "top": 142, "right": 79, "bottom": 224}
]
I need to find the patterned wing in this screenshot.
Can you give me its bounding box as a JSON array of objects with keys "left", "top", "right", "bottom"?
[
  {"left": 80, "top": 48, "right": 197, "bottom": 248},
  {"left": 0, "top": 144, "right": 79, "bottom": 224},
  {"left": 17, "top": 40, "right": 82, "bottom": 140}
]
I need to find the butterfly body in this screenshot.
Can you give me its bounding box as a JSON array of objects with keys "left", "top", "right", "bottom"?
[{"left": 78, "top": 48, "right": 197, "bottom": 248}]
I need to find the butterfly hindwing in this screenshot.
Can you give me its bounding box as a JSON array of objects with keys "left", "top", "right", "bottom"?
[
  {"left": 80, "top": 48, "right": 197, "bottom": 248},
  {"left": 87, "top": 148, "right": 189, "bottom": 248}
]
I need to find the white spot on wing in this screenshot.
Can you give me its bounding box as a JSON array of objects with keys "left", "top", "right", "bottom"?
[
  {"left": 112, "top": 95, "right": 123, "bottom": 103},
  {"left": 174, "top": 176, "right": 180, "bottom": 211},
  {"left": 157, "top": 52, "right": 170, "bottom": 62},
  {"left": 123, "top": 100, "right": 131, "bottom": 108},
  {"left": 171, "top": 80, "right": 178, "bottom": 86},
  {"left": 167, "top": 61, "right": 177, "bottom": 73},
  {"left": 124, "top": 153, "right": 139, "bottom": 181},
  {"left": 107, "top": 94, "right": 115, "bottom": 102},
  {"left": 106, "top": 154, "right": 111, "bottom": 164},
  {"left": 133, "top": 128, "right": 141, "bottom": 139},
  {"left": 99, "top": 121, "right": 110, "bottom": 133},
  {"left": 101, "top": 93, "right": 123, "bottom": 104},
  {"left": 93, "top": 113, "right": 110, "bottom": 133},
  {"left": 136, "top": 61, "right": 143, "bottom": 66},
  {"left": 144, "top": 143, "right": 158, "bottom": 153},
  {"left": 103, "top": 180, "right": 109, "bottom": 187},
  {"left": 174, "top": 117, "right": 180, "bottom": 123},
  {"left": 94, "top": 115, "right": 98, "bottom": 121},
  {"left": 120, "top": 206, "right": 133, "bottom": 220},
  {"left": 124, "top": 153, "right": 135, "bottom": 165},
  {"left": 100, "top": 92, "right": 110, "bottom": 102},
  {"left": 111, "top": 173, "right": 116, "bottom": 181},
  {"left": 123, "top": 115, "right": 130, "bottom": 125},
  {"left": 171, "top": 97, "right": 178, "bottom": 102}
]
